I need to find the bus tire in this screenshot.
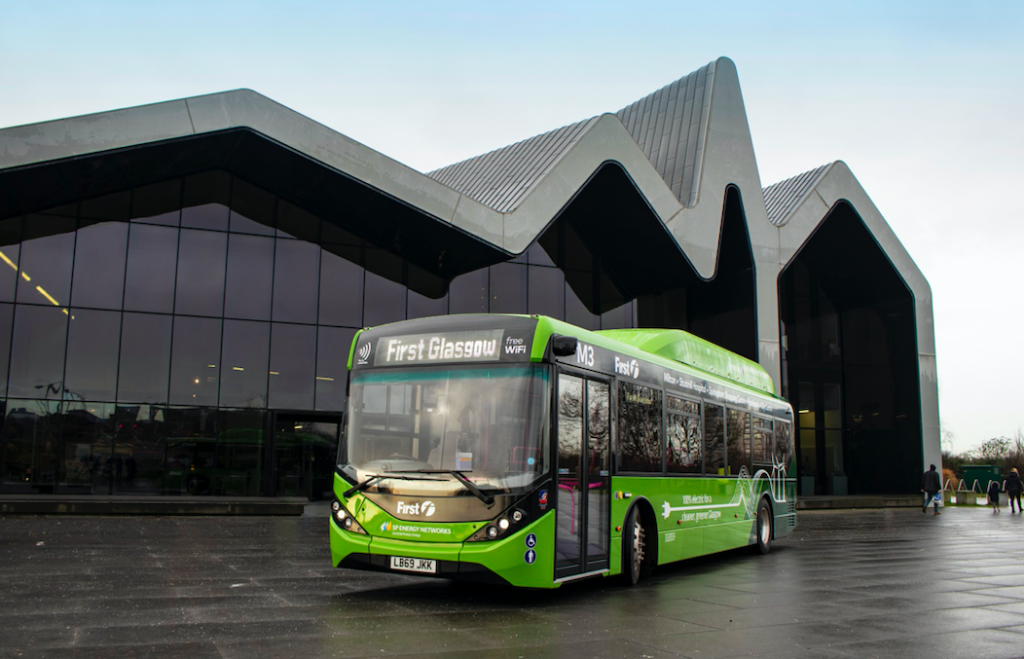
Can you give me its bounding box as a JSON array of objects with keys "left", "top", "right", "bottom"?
[
  {"left": 753, "top": 499, "right": 773, "bottom": 554},
  {"left": 621, "top": 506, "right": 646, "bottom": 586}
]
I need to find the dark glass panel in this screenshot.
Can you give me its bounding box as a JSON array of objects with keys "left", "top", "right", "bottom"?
[
  {"left": 124, "top": 224, "right": 178, "bottom": 313},
  {"left": 527, "top": 266, "right": 564, "bottom": 319},
  {"left": 316, "top": 326, "right": 357, "bottom": 412},
  {"left": 727, "top": 408, "right": 751, "bottom": 476},
  {"left": 319, "top": 245, "right": 363, "bottom": 327},
  {"left": 17, "top": 215, "right": 76, "bottom": 308},
  {"left": 775, "top": 420, "right": 795, "bottom": 475},
  {"left": 363, "top": 249, "right": 405, "bottom": 326},
  {"left": 79, "top": 191, "right": 130, "bottom": 223},
  {"left": 752, "top": 417, "right": 773, "bottom": 466},
  {"left": 601, "top": 300, "right": 634, "bottom": 330},
  {"left": 489, "top": 263, "right": 527, "bottom": 314},
  {"left": 0, "top": 303, "right": 12, "bottom": 397},
  {"left": 704, "top": 404, "right": 725, "bottom": 475},
  {"left": 117, "top": 313, "right": 172, "bottom": 404},
  {"left": 272, "top": 239, "right": 320, "bottom": 324},
  {"left": 175, "top": 229, "right": 227, "bottom": 317},
  {"left": 276, "top": 201, "right": 320, "bottom": 242},
  {"left": 71, "top": 222, "right": 128, "bottom": 310},
  {"left": 617, "top": 382, "right": 662, "bottom": 473},
  {"left": 131, "top": 180, "right": 180, "bottom": 226},
  {"left": 321, "top": 223, "right": 362, "bottom": 245},
  {"left": 168, "top": 316, "right": 222, "bottom": 406},
  {"left": 64, "top": 309, "right": 121, "bottom": 401},
  {"left": 181, "top": 171, "right": 230, "bottom": 231},
  {"left": 160, "top": 406, "right": 218, "bottom": 494},
  {"left": 586, "top": 380, "right": 611, "bottom": 567},
  {"left": 449, "top": 268, "right": 488, "bottom": 314},
  {"left": 62, "top": 402, "right": 115, "bottom": 493},
  {"left": 1, "top": 399, "right": 65, "bottom": 491},
  {"left": 565, "top": 276, "right": 597, "bottom": 330},
  {"left": 563, "top": 224, "right": 593, "bottom": 272},
  {"left": 0, "top": 217, "right": 20, "bottom": 302},
  {"left": 7, "top": 305, "right": 68, "bottom": 399},
  {"left": 269, "top": 323, "right": 316, "bottom": 410},
  {"left": 219, "top": 320, "right": 270, "bottom": 409},
  {"left": 111, "top": 404, "right": 167, "bottom": 494},
  {"left": 406, "top": 264, "right": 446, "bottom": 320},
  {"left": 218, "top": 408, "right": 267, "bottom": 495},
  {"left": 228, "top": 176, "right": 275, "bottom": 236},
  {"left": 224, "top": 234, "right": 274, "bottom": 320},
  {"left": 527, "top": 240, "right": 556, "bottom": 267}
]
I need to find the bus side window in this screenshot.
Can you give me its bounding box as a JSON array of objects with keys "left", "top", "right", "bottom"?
[
  {"left": 704, "top": 404, "right": 725, "bottom": 476},
  {"left": 773, "top": 420, "right": 794, "bottom": 473},
  {"left": 617, "top": 381, "right": 662, "bottom": 473}
]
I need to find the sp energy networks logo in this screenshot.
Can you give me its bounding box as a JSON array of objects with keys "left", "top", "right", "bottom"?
[
  {"left": 356, "top": 342, "right": 372, "bottom": 365},
  {"left": 614, "top": 356, "right": 640, "bottom": 379},
  {"left": 396, "top": 500, "right": 436, "bottom": 517}
]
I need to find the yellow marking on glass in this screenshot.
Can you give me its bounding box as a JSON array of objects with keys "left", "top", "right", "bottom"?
[
  {"left": 21, "top": 271, "right": 30, "bottom": 282},
  {"left": 315, "top": 376, "right": 334, "bottom": 381},
  {"left": 232, "top": 367, "right": 244, "bottom": 371},
  {"left": 0, "top": 251, "right": 17, "bottom": 271},
  {"left": 207, "top": 364, "right": 216, "bottom": 368},
  {"left": 35, "top": 286, "right": 60, "bottom": 306},
  {"left": 269, "top": 371, "right": 279, "bottom": 375}
]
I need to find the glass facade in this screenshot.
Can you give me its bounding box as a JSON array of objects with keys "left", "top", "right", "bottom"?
[{"left": 0, "top": 170, "right": 683, "bottom": 499}]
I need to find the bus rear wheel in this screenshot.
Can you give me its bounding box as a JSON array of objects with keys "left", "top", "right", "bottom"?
[
  {"left": 753, "top": 499, "right": 773, "bottom": 554},
  {"left": 622, "top": 507, "right": 646, "bottom": 586}
]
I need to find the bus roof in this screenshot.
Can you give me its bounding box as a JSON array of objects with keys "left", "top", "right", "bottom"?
[{"left": 594, "top": 328, "right": 775, "bottom": 396}]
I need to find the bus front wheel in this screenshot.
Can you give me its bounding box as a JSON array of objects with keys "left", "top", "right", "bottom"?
[
  {"left": 622, "top": 507, "right": 646, "bottom": 586},
  {"left": 753, "top": 499, "right": 773, "bottom": 554}
]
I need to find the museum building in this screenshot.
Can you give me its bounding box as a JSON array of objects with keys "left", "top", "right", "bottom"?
[{"left": 0, "top": 58, "right": 939, "bottom": 500}]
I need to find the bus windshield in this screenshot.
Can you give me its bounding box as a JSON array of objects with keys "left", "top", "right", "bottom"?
[{"left": 340, "top": 365, "right": 549, "bottom": 497}]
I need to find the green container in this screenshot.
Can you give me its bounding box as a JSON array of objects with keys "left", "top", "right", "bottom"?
[{"left": 962, "top": 465, "right": 1002, "bottom": 493}]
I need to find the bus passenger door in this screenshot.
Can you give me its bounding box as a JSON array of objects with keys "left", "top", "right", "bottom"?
[{"left": 555, "top": 373, "right": 611, "bottom": 580}]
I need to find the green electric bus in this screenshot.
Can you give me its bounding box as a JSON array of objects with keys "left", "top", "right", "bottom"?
[{"left": 330, "top": 314, "right": 796, "bottom": 588}]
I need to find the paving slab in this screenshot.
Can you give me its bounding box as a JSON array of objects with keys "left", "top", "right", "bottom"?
[{"left": 3, "top": 507, "right": 1024, "bottom": 658}]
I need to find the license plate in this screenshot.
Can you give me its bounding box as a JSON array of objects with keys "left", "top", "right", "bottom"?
[{"left": 390, "top": 556, "right": 437, "bottom": 574}]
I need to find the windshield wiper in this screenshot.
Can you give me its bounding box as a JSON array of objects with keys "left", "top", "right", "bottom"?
[
  {"left": 414, "top": 470, "right": 495, "bottom": 506},
  {"left": 343, "top": 473, "right": 441, "bottom": 498}
]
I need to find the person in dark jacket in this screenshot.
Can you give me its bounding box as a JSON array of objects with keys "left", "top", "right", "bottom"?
[
  {"left": 1005, "top": 468, "right": 1023, "bottom": 513},
  {"left": 988, "top": 479, "right": 1002, "bottom": 513},
  {"left": 921, "top": 464, "right": 941, "bottom": 515}
]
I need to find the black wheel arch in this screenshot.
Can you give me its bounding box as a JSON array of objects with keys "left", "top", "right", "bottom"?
[{"left": 623, "top": 496, "right": 658, "bottom": 568}]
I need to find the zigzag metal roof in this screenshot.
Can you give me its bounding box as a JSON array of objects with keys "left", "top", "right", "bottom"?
[
  {"left": 762, "top": 164, "right": 831, "bottom": 226},
  {"left": 428, "top": 62, "right": 715, "bottom": 213}
]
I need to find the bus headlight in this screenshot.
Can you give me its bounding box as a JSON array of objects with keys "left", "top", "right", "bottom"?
[
  {"left": 332, "top": 500, "right": 366, "bottom": 534},
  {"left": 497, "top": 518, "right": 510, "bottom": 531}
]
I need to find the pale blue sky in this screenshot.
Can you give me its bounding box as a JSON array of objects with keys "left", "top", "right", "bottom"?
[{"left": 2, "top": 0, "right": 1022, "bottom": 452}]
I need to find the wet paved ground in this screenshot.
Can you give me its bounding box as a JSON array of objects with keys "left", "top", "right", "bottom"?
[{"left": 3, "top": 506, "right": 1024, "bottom": 659}]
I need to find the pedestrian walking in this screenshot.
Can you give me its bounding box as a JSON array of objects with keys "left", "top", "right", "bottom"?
[
  {"left": 1005, "top": 468, "right": 1023, "bottom": 513},
  {"left": 988, "top": 479, "right": 1002, "bottom": 513},
  {"left": 921, "top": 464, "right": 941, "bottom": 515}
]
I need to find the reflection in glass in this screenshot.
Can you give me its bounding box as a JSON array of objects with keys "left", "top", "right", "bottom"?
[
  {"left": 160, "top": 406, "right": 218, "bottom": 494},
  {"left": 219, "top": 409, "right": 267, "bottom": 495},
  {"left": 617, "top": 382, "right": 662, "bottom": 472},
  {"left": 220, "top": 320, "right": 270, "bottom": 408},
  {"left": 224, "top": 234, "right": 274, "bottom": 320},
  {"left": 181, "top": 171, "right": 230, "bottom": 231},
  {"left": 228, "top": 176, "right": 275, "bottom": 236},
  {"left": 319, "top": 246, "right": 363, "bottom": 326},
  {"left": 64, "top": 309, "right": 121, "bottom": 401},
  {"left": 586, "top": 380, "right": 610, "bottom": 567},
  {"left": 8, "top": 305, "right": 68, "bottom": 399},
  {"left": 62, "top": 402, "right": 115, "bottom": 493},
  {"left": 273, "top": 239, "right": 320, "bottom": 324},
  {"left": 667, "top": 397, "right": 702, "bottom": 474},
  {"left": 556, "top": 374, "right": 583, "bottom": 572},
  {"left": 1, "top": 399, "right": 67, "bottom": 491},
  {"left": 364, "top": 249, "right": 405, "bottom": 326},
  {"left": 489, "top": 263, "right": 527, "bottom": 314},
  {"left": 527, "top": 266, "right": 564, "bottom": 319},
  {"left": 175, "top": 229, "right": 227, "bottom": 317},
  {"left": 71, "top": 222, "right": 128, "bottom": 310},
  {"left": 124, "top": 224, "right": 178, "bottom": 313},
  {"left": 17, "top": 217, "right": 75, "bottom": 308},
  {"left": 316, "top": 326, "right": 356, "bottom": 412},
  {"left": 0, "top": 237, "right": 20, "bottom": 302},
  {"left": 269, "top": 323, "right": 316, "bottom": 410},
  {"left": 112, "top": 404, "right": 166, "bottom": 494},
  {"left": 131, "top": 180, "right": 180, "bottom": 226},
  {"left": 727, "top": 409, "right": 751, "bottom": 475},
  {"left": 169, "top": 316, "right": 222, "bottom": 406},
  {"left": 450, "top": 269, "right": 488, "bottom": 314},
  {"left": 117, "top": 313, "right": 172, "bottom": 404},
  {"left": 276, "top": 201, "right": 320, "bottom": 242},
  {"left": 0, "top": 303, "right": 12, "bottom": 397}
]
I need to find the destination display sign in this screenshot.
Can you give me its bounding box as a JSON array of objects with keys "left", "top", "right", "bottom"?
[{"left": 353, "top": 323, "right": 536, "bottom": 369}]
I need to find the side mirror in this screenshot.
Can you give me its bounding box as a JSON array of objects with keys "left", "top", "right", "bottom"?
[{"left": 551, "top": 335, "right": 578, "bottom": 357}]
